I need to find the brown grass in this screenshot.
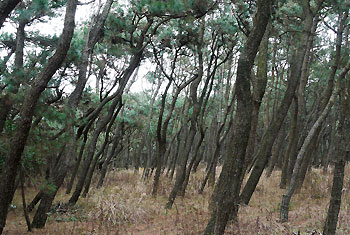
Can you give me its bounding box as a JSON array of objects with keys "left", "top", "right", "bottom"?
[{"left": 3, "top": 165, "right": 350, "bottom": 234}]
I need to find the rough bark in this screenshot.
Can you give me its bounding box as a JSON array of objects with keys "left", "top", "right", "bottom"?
[
  {"left": 97, "top": 133, "right": 123, "bottom": 188},
  {"left": 323, "top": 156, "right": 345, "bottom": 235},
  {"left": 280, "top": 83, "right": 345, "bottom": 222},
  {"left": 281, "top": 99, "right": 299, "bottom": 188},
  {"left": 240, "top": 3, "right": 316, "bottom": 205},
  {"left": 244, "top": 22, "right": 270, "bottom": 169},
  {"left": 204, "top": 1, "right": 271, "bottom": 233},
  {"left": 30, "top": 1, "right": 115, "bottom": 227},
  {"left": 266, "top": 125, "right": 286, "bottom": 177},
  {"left": 66, "top": 139, "right": 87, "bottom": 194},
  {"left": 0, "top": 0, "right": 77, "bottom": 232},
  {"left": 293, "top": 12, "right": 347, "bottom": 192},
  {"left": 323, "top": 70, "right": 350, "bottom": 235}
]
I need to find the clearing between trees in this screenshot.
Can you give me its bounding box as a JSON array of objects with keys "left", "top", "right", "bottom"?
[{"left": 4, "top": 166, "right": 350, "bottom": 235}]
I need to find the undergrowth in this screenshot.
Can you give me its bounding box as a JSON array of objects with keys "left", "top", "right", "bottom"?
[{"left": 3, "top": 164, "right": 350, "bottom": 234}]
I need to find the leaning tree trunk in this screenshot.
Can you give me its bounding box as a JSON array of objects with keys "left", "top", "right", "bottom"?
[
  {"left": 204, "top": 1, "right": 271, "bottom": 233},
  {"left": 179, "top": 127, "right": 205, "bottom": 197},
  {"left": 68, "top": 99, "right": 121, "bottom": 205},
  {"left": 82, "top": 141, "right": 109, "bottom": 197},
  {"left": 68, "top": 48, "right": 144, "bottom": 205},
  {"left": 97, "top": 135, "right": 123, "bottom": 188},
  {"left": 31, "top": 134, "right": 77, "bottom": 228},
  {"left": 240, "top": 4, "right": 316, "bottom": 205},
  {"left": 66, "top": 138, "right": 87, "bottom": 194},
  {"left": 323, "top": 73, "right": 350, "bottom": 235},
  {"left": 280, "top": 99, "right": 299, "bottom": 188},
  {"left": 291, "top": 13, "right": 345, "bottom": 192},
  {"left": 165, "top": 27, "right": 205, "bottom": 207},
  {"left": 152, "top": 79, "right": 172, "bottom": 195},
  {"left": 266, "top": 125, "right": 286, "bottom": 177},
  {"left": 244, "top": 22, "right": 270, "bottom": 169},
  {"left": 31, "top": 0, "right": 115, "bottom": 228},
  {"left": 323, "top": 153, "right": 346, "bottom": 235},
  {"left": 0, "top": 0, "right": 77, "bottom": 232},
  {"left": 0, "top": 0, "right": 21, "bottom": 29},
  {"left": 280, "top": 84, "right": 344, "bottom": 222},
  {"left": 82, "top": 103, "right": 122, "bottom": 197}
]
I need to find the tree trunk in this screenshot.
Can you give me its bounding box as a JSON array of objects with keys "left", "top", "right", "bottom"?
[
  {"left": 280, "top": 88, "right": 341, "bottom": 222},
  {"left": 0, "top": 0, "right": 77, "bottom": 232},
  {"left": 240, "top": 4, "right": 316, "bottom": 205},
  {"left": 323, "top": 155, "right": 345, "bottom": 235},
  {"left": 323, "top": 66, "right": 350, "bottom": 235},
  {"left": 204, "top": 1, "right": 271, "bottom": 233},
  {"left": 31, "top": 140, "right": 75, "bottom": 228},
  {"left": 180, "top": 128, "right": 205, "bottom": 196},
  {"left": 266, "top": 125, "right": 286, "bottom": 177},
  {"left": 82, "top": 141, "right": 109, "bottom": 197},
  {"left": 68, "top": 100, "right": 120, "bottom": 205},
  {"left": 66, "top": 139, "right": 87, "bottom": 194},
  {"left": 0, "top": 0, "right": 21, "bottom": 29},
  {"left": 283, "top": 99, "right": 299, "bottom": 188},
  {"left": 244, "top": 22, "right": 270, "bottom": 169}
]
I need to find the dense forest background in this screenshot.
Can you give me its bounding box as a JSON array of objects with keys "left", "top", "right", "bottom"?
[{"left": 1, "top": 0, "right": 350, "bottom": 234}]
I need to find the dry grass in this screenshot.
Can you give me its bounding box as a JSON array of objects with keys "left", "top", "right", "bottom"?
[{"left": 3, "top": 164, "right": 350, "bottom": 234}]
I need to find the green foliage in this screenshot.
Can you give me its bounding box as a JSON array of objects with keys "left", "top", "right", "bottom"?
[
  {"left": 40, "top": 180, "right": 57, "bottom": 195},
  {"left": 65, "top": 29, "right": 85, "bottom": 65}
]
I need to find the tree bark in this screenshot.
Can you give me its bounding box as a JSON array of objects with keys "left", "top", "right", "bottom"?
[
  {"left": 280, "top": 83, "right": 345, "bottom": 222},
  {"left": 204, "top": 1, "right": 271, "bottom": 233},
  {"left": 97, "top": 133, "right": 123, "bottom": 188},
  {"left": 0, "top": 0, "right": 77, "bottom": 232},
  {"left": 323, "top": 156, "right": 345, "bottom": 235},
  {"left": 266, "top": 125, "right": 286, "bottom": 177},
  {"left": 323, "top": 67, "right": 350, "bottom": 235},
  {"left": 0, "top": 0, "right": 21, "bottom": 29},
  {"left": 240, "top": 3, "right": 316, "bottom": 205},
  {"left": 66, "top": 139, "right": 87, "bottom": 194},
  {"left": 31, "top": 1, "right": 115, "bottom": 227}
]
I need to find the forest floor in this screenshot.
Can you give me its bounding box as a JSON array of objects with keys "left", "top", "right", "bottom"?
[{"left": 3, "top": 165, "right": 350, "bottom": 235}]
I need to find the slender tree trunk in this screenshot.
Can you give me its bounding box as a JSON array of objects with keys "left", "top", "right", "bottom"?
[
  {"left": 240, "top": 5, "right": 316, "bottom": 205},
  {"left": 97, "top": 131, "right": 123, "bottom": 188},
  {"left": 31, "top": 138, "right": 76, "bottom": 227},
  {"left": 266, "top": 125, "right": 286, "bottom": 177},
  {"left": 204, "top": 1, "right": 271, "bottom": 233},
  {"left": 283, "top": 99, "right": 299, "bottom": 188},
  {"left": 323, "top": 69, "right": 350, "bottom": 235},
  {"left": 66, "top": 139, "right": 87, "bottom": 194},
  {"left": 323, "top": 114, "right": 337, "bottom": 173},
  {"left": 244, "top": 22, "right": 270, "bottom": 169},
  {"left": 295, "top": 134, "right": 318, "bottom": 192},
  {"left": 68, "top": 101, "right": 120, "bottom": 205},
  {"left": 323, "top": 156, "right": 345, "bottom": 235},
  {"left": 20, "top": 168, "right": 31, "bottom": 232},
  {"left": 0, "top": 0, "right": 21, "bottom": 29},
  {"left": 280, "top": 87, "right": 342, "bottom": 222},
  {"left": 82, "top": 142, "right": 109, "bottom": 197},
  {"left": 180, "top": 128, "right": 205, "bottom": 196},
  {"left": 0, "top": 1, "right": 77, "bottom": 232}
]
